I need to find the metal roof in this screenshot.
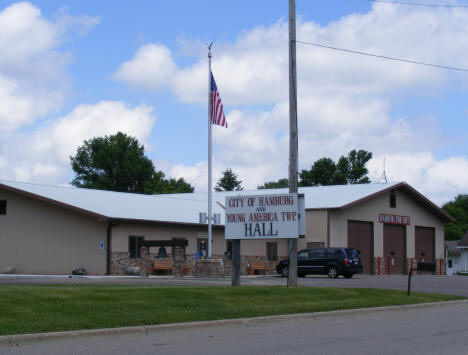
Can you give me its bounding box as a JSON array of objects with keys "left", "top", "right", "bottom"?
[
  {"left": 0, "top": 180, "right": 450, "bottom": 225},
  {"left": 152, "top": 182, "right": 402, "bottom": 210},
  {"left": 446, "top": 241, "right": 462, "bottom": 255}
]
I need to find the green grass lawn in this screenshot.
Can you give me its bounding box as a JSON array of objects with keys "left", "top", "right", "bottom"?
[{"left": 0, "top": 285, "right": 462, "bottom": 336}]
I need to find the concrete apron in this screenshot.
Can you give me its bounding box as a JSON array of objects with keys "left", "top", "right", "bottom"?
[{"left": 1, "top": 300, "right": 466, "bottom": 348}]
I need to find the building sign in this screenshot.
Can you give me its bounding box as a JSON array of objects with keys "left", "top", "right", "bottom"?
[
  {"left": 379, "top": 213, "right": 410, "bottom": 225},
  {"left": 225, "top": 193, "right": 305, "bottom": 240}
]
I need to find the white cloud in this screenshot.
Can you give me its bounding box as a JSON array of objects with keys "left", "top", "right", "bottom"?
[
  {"left": 174, "top": 22, "right": 288, "bottom": 105},
  {"left": 166, "top": 159, "right": 285, "bottom": 194},
  {"left": 162, "top": 94, "right": 464, "bottom": 204},
  {"left": 110, "top": 4, "right": 468, "bottom": 203},
  {"left": 165, "top": 151, "right": 468, "bottom": 205},
  {"left": 0, "top": 75, "right": 62, "bottom": 131},
  {"left": 55, "top": 7, "right": 102, "bottom": 37},
  {"left": 0, "top": 101, "right": 156, "bottom": 184},
  {"left": 0, "top": 2, "right": 57, "bottom": 65},
  {"left": 113, "top": 44, "right": 177, "bottom": 91},
  {"left": 49, "top": 101, "right": 155, "bottom": 164},
  {"left": 368, "top": 153, "right": 468, "bottom": 205},
  {"left": 167, "top": 161, "right": 209, "bottom": 193},
  {"left": 115, "top": 4, "right": 468, "bottom": 104},
  {"left": 0, "top": 2, "right": 100, "bottom": 131}
]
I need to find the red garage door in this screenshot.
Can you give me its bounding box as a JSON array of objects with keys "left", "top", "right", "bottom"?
[
  {"left": 348, "top": 221, "right": 373, "bottom": 274},
  {"left": 415, "top": 227, "right": 435, "bottom": 262},
  {"left": 383, "top": 224, "right": 406, "bottom": 274}
]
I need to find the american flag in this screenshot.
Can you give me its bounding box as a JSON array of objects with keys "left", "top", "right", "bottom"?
[{"left": 210, "top": 72, "right": 228, "bottom": 128}]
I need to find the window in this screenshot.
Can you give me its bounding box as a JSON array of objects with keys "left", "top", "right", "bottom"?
[
  {"left": 0, "top": 200, "right": 6, "bottom": 215},
  {"left": 129, "top": 236, "right": 144, "bottom": 258},
  {"left": 390, "top": 190, "right": 396, "bottom": 208},
  {"left": 310, "top": 249, "right": 326, "bottom": 258},
  {"left": 326, "top": 249, "right": 345, "bottom": 258},
  {"left": 298, "top": 250, "right": 309, "bottom": 259},
  {"left": 345, "top": 249, "right": 359, "bottom": 258},
  {"left": 266, "top": 242, "right": 278, "bottom": 261}
]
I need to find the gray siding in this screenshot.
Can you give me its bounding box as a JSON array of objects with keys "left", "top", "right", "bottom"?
[
  {"left": 302, "top": 210, "right": 328, "bottom": 249},
  {"left": 0, "top": 189, "right": 107, "bottom": 275},
  {"left": 329, "top": 189, "right": 445, "bottom": 259}
]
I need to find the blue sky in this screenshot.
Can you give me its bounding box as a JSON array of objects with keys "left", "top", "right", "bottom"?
[{"left": 0, "top": 0, "right": 467, "bottom": 204}]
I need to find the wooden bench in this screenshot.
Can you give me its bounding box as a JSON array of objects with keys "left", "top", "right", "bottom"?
[
  {"left": 151, "top": 259, "right": 173, "bottom": 275},
  {"left": 247, "top": 263, "right": 266, "bottom": 275}
]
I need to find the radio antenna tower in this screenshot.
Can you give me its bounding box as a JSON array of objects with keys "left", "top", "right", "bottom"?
[{"left": 378, "top": 156, "right": 388, "bottom": 183}]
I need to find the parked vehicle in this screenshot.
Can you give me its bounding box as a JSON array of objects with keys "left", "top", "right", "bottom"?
[{"left": 275, "top": 247, "right": 363, "bottom": 279}]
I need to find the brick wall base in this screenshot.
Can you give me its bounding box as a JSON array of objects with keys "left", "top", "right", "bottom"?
[
  {"left": 192, "top": 258, "right": 224, "bottom": 277},
  {"left": 111, "top": 253, "right": 445, "bottom": 277},
  {"left": 111, "top": 252, "right": 165, "bottom": 275},
  {"left": 110, "top": 252, "right": 286, "bottom": 276}
]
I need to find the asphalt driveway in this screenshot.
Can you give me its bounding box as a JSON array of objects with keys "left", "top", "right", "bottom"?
[{"left": 1, "top": 273, "right": 467, "bottom": 297}]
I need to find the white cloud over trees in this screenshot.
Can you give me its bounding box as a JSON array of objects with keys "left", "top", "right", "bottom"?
[
  {"left": 0, "top": 101, "right": 156, "bottom": 184},
  {"left": 114, "top": 3, "right": 468, "bottom": 204},
  {"left": 1, "top": 1, "right": 467, "bottom": 205}
]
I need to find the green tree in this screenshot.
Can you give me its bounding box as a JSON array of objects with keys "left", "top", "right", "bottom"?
[
  {"left": 442, "top": 194, "right": 468, "bottom": 240},
  {"left": 153, "top": 177, "right": 194, "bottom": 194},
  {"left": 70, "top": 132, "right": 194, "bottom": 194},
  {"left": 258, "top": 178, "right": 289, "bottom": 189},
  {"left": 345, "top": 149, "right": 373, "bottom": 184},
  {"left": 215, "top": 168, "right": 243, "bottom": 191},
  {"left": 334, "top": 156, "right": 348, "bottom": 185},
  {"left": 299, "top": 149, "right": 372, "bottom": 186},
  {"left": 300, "top": 158, "right": 337, "bottom": 186}
]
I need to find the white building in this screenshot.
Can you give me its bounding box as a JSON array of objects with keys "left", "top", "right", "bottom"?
[
  {"left": 446, "top": 232, "right": 468, "bottom": 275},
  {"left": 0, "top": 180, "right": 453, "bottom": 275}
]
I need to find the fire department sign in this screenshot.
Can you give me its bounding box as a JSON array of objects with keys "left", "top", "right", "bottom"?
[{"left": 379, "top": 213, "right": 410, "bottom": 225}]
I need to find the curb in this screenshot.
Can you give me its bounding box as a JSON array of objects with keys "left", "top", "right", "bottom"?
[
  {"left": 2, "top": 299, "right": 467, "bottom": 347},
  {"left": 0, "top": 336, "right": 9, "bottom": 347}
]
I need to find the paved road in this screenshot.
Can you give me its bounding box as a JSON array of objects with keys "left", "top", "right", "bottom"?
[
  {"left": 1, "top": 274, "right": 468, "bottom": 297},
  {"left": 2, "top": 302, "right": 467, "bottom": 355}
]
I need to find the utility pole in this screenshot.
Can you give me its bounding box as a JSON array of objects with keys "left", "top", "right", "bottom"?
[{"left": 288, "top": 0, "right": 298, "bottom": 287}]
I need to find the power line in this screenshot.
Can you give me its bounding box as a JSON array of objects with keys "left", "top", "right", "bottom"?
[
  {"left": 295, "top": 40, "right": 468, "bottom": 72},
  {"left": 365, "top": 0, "right": 468, "bottom": 7}
]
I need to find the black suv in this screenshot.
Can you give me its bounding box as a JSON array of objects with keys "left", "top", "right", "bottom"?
[{"left": 276, "top": 247, "right": 362, "bottom": 279}]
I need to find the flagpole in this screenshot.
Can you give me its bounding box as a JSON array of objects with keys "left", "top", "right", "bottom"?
[{"left": 208, "top": 43, "right": 213, "bottom": 258}]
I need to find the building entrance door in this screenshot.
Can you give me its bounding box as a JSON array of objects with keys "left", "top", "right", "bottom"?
[
  {"left": 383, "top": 224, "right": 406, "bottom": 274},
  {"left": 348, "top": 221, "right": 373, "bottom": 274},
  {"left": 446, "top": 258, "right": 454, "bottom": 275},
  {"left": 415, "top": 226, "right": 435, "bottom": 263}
]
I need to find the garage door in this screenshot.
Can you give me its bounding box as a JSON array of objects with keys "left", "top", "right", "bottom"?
[
  {"left": 415, "top": 227, "right": 435, "bottom": 262},
  {"left": 383, "top": 224, "right": 406, "bottom": 274},
  {"left": 348, "top": 221, "right": 373, "bottom": 274}
]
